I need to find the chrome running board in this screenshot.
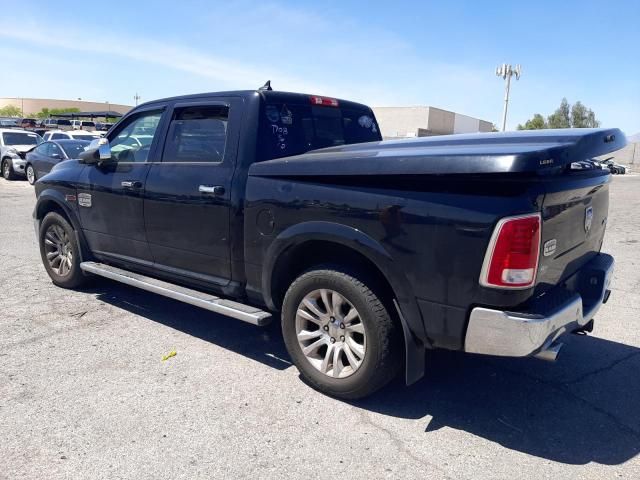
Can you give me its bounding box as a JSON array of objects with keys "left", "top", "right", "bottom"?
[{"left": 80, "top": 261, "right": 272, "bottom": 326}]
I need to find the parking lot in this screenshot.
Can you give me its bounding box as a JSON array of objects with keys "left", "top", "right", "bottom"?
[{"left": 1, "top": 175, "right": 639, "bottom": 479}]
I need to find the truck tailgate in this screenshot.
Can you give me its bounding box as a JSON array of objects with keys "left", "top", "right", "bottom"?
[{"left": 536, "top": 171, "right": 610, "bottom": 290}]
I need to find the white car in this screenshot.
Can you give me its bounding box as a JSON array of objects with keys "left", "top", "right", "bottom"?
[
  {"left": 41, "top": 118, "right": 73, "bottom": 131},
  {"left": 0, "top": 128, "right": 43, "bottom": 180},
  {"left": 70, "top": 120, "right": 96, "bottom": 131},
  {"left": 43, "top": 130, "right": 103, "bottom": 142}
]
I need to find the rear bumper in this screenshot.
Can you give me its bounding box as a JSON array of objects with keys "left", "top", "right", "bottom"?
[{"left": 465, "top": 253, "right": 614, "bottom": 357}]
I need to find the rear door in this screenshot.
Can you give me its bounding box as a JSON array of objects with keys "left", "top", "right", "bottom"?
[
  {"left": 77, "top": 106, "right": 166, "bottom": 264},
  {"left": 143, "top": 98, "right": 242, "bottom": 286}
]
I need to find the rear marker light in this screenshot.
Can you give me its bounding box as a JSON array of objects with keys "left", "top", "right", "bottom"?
[
  {"left": 480, "top": 213, "right": 541, "bottom": 289},
  {"left": 309, "top": 95, "right": 339, "bottom": 107}
]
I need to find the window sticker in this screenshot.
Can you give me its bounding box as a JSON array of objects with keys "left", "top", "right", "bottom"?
[
  {"left": 271, "top": 124, "right": 289, "bottom": 150},
  {"left": 265, "top": 105, "right": 280, "bottom": 123},
  {"left": 280, "top": 105, "right": 293, "bottom": 125},
  {"left": 358, "top": 115, "right": 377, "bottom": 133}
]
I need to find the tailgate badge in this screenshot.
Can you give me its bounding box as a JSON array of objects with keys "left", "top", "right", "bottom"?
[
  {"left": 584, "top": 206, "right": 593, "bottom": 233},
  {"left": 543, "top": 239, "right": 557, "bottom": 257}
]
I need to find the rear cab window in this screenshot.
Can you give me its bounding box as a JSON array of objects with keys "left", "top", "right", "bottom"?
[{"left": 257, "top": 93, "right": 381, "bottom": 161}]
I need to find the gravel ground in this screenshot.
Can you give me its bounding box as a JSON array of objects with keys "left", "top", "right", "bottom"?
[{"left": 1, "top": 175, "right": 639, "bottom": 480}]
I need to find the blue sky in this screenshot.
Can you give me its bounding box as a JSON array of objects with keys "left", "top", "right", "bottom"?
[{"left": 2, "top": 0, "right": 639, "bottom": 134}]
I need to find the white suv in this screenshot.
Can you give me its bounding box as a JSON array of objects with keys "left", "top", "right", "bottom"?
[
  {"left": 71, "top": 120, "right": 96, "bottom": 131},
  {"left": 43, "top": 130, "right": 102, "bottom": 142}
]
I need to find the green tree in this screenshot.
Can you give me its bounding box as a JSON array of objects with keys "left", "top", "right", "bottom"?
[
  {"left": 35, "top": 107, "right": 80, "bottom": 119},
  {"left": 571, "top": 101, "right": 600, "bottom": 128},
  {"left": 517, "top": 113, "right": 547, "bottom": 130},
  {"left": 0, "top": 105, "right": 22, "bottom": 117},
  {"left": 547, "top": 98, "right": 571, "bottom": 128}
]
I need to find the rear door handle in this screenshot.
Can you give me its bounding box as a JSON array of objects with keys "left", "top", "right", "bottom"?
[
  {"left": 199, "top": 185, "right": 225, "bottom": 196},
  {"left": 121, "top": 180, "right": 143, "bottom": 189}
]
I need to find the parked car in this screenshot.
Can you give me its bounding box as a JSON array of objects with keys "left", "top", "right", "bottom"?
[
  {"left": 95, "top": 122, "right": 115, "bottom": 131},
  {"left": 41, "top": 118, "right": 73, "bottom": 131},
  {"left": 0, "top": 118, "right": 18, "bottom": 127},
  {"left": 601, "top": 158, "right": 627, "bottom": 174},
  {"left": 43, "top": 130, "right": 102, "bottom": 142},
  {"left": 33, "top": 88, "right": 625, "bottom": 399},
  {"left": 1, "top": 128, "right": 43, "bottom": 180},
  {"left": 17, "top": 118, "right": 37, "bottom": 128},
  {"left": 70, "top": 120, "right": 96, "bottom": 131},
  {"left": 25, "top": 139, "right": 90, "bottom": 185}
]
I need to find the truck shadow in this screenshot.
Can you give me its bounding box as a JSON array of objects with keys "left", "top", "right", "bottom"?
[{"left": 89, "top": 279, "right": 639, "bottom": 466}]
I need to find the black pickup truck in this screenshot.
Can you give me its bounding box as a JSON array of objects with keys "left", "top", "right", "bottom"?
[{"left": 33, "top": 86, "right": 625, "bottom": 399}]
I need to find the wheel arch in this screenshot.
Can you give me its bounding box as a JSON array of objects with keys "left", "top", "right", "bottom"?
[
  {"left": 263, "top": 221, "right": 426, "bottom": 384},
  {"left": 34, "top": 190, "right": 91, "bottom": 262}
]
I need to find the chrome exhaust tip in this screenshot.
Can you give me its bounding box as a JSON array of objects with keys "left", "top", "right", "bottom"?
[{"left": 534, "top": 342, "right": 563, "bottom": 362}]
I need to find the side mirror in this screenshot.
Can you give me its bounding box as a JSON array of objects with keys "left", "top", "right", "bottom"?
[{"left": 79, "top": 138, "right": 112, "bottom": 165}]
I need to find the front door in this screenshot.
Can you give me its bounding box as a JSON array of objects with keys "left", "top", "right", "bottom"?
[
  {"left": 77, "top": 107, "right": 166, "bottom": 265},
  {"left": 144, "top": 99, "right": 240, "bottom": 286}
]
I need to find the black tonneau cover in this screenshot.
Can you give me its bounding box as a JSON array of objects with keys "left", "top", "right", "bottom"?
[{"left": 250, "top": 128, "right": 626, "bottom": 177}]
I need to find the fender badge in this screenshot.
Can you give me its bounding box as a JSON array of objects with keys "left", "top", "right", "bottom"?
[
  {"left": 585, "top": 206, "right": 593, "bottom": 233},
  {"left": 65, "top": 194, "right": 77, "bottom": 202},
  {"left": 543, "top": 239, "right": 557, "bottom": 257},
  {"left": 78, "top": 193, "right": 92, "bottom": 208}
]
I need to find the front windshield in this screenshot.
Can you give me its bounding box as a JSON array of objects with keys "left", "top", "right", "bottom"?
[
  {"left": 2, "top": 132, "right": 42, "bottom": 146},
  {"left": 60, "top": 141, "right": 90, "bottom": 158}
]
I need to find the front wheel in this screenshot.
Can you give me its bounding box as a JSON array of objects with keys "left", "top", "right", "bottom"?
[
  {"left": 2, "top": 159, "right": 17, "bottom": 180},
  {"left": 39, "top": 212, "right": 88, "bottom": 289},
  {"left": 282, "top": 267, "right": 401, "bottom": 400},
  {"left": 26, "top": 164, "right": 36, "bottom": 185}
]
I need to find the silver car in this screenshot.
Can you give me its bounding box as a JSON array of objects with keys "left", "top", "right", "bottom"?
[{"left": 0, "top": 129, "right": 43, "bottom": 180}]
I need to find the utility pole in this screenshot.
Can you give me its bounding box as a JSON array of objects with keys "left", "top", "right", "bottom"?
[
  {"left": 133, "top": 93, "right": 141, "bottom": 106},
  {"left": 495, "top": 64, "right": 521, "bottom": 131}
]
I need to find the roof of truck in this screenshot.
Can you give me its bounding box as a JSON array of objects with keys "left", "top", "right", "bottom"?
[{"left": 137, "top": 89, "right": 372, "bottom": 111}]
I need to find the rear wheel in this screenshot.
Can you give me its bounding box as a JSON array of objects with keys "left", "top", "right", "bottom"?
[
  {"left": 282, "top": 267, "right": 401, "bottom": 399},
  {"left": 39, "top": 212, "right": 87, "bottom": 289},
  {"left": 2, "top": 158, "right": 16, "bottom": 180},
  {"left": 26, "top": 164, "right": 36, "bottom": 185}
]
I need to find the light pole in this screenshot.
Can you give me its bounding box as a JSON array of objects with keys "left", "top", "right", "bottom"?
[
  {"left": 133, "top": 93, "right": 141, "bottom": 106},
  {"left": 495, "top": 63, "right": 521, "bottom": 131}
]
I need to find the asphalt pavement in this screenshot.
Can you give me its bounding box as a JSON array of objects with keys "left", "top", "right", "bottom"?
[{"left": 1, "top": 175, "right": 639, "bottom": 480}]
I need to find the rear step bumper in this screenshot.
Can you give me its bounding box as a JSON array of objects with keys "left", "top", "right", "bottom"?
[
  {"left": 464, "top": 254, "right": 614, "bottom": 358},
  {"left": 80, "top": 262, "right": 272, "bottom": 326}
]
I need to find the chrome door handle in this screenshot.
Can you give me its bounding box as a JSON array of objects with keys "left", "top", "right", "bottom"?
[
  {"left": 199, "top": 185, "right": 225, "bottom": 195},
  {"left": 121, "top": 180, "right": 142, "bottom": 189}
]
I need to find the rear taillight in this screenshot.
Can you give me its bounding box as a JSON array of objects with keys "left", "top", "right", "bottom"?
[
  {"left": 309, "top": 95, "right": 339, "bottom": 107},
  {"left": 480, "top": 213, "right": 541, "bottom": 289}
]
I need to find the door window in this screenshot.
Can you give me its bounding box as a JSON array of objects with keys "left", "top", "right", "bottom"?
[
  {"left": 162, "top": 105, "right": 228, "bottom": 163},
  {"left": 34, "top": 143, "right": 48, "bottom": 155},
  {"left": 52, "top": 133, "right": 68, "bottom": 140},
  {"left": 108, "top": 110, "right": 163, "bottom": 163},
  {"left": 47, "top": 143, "right": 63, "bottom": 158}
]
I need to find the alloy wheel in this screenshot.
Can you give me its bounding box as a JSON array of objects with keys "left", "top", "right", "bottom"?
[
  {"left": 295, "top": 289, "right": 366, "bottom": 378},
  {"left": 43, "top": 224, "right": 73, "bottom": 276}
]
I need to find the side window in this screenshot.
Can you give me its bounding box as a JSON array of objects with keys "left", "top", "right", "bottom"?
[
  {"left": 34, "top": 144, "right": 48, "bottom": 155},
  {"left": 162, "top": 105, "right": 228, "bottom": 163},
  {"left": 48, "top": 143, "right": 62, "bottom": 157},
  {"left": 108, "top": 110, "right": 162, "bottom": 163}
]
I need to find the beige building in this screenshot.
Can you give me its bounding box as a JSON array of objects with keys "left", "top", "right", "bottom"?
[
  {"left": 0, "top": 97, "right": 133, "bottom": 117},
  {"left": 373, "top": 106, "right": 493, "bottom": 139}
]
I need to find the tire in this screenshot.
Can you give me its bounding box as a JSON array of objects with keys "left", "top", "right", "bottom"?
[
  {"left": 39, "top": 212, "right": 87, "bottom": 289},
  {"left": 2, "top": 158, "right": 17, "bottom": 180},
  {"left": 282, "top": 266, "right": 401, "bottom": 400},
  {"left": 26, "top": 163, "right": 36, "bottom": 185}
]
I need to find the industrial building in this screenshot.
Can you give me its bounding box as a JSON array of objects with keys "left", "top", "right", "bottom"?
[
  {"left": 373, "top": 106, "right": 493, "bottom": 139},
  {"left": 0, "top": 97, "right": 132, "bottom": 117}
]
